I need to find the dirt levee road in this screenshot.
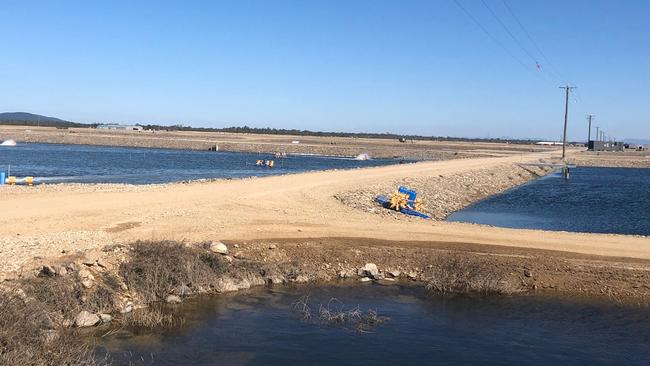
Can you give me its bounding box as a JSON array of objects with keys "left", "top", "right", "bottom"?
[
  {"left": 1, "top": 150, "right": 649, "bottom": 274},
  {"left": 0, "top": 125, "right": 556, "bottom": 159}
]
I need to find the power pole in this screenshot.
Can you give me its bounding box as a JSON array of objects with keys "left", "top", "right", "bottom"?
[
  {"left": 587, "top": 114, "right": 594, "bottom": 144},
  {"left": 559, "top": 85, "right": 576, "bottom": 160},
  {"left": 595, "top": 126, "right": 600, "bottom": 141}
]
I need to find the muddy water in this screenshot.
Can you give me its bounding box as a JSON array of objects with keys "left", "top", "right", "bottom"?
[{"left": 97, "top": 283, "right": 650, "bottom": 365}]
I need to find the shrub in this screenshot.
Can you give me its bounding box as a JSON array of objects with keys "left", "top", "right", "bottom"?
[
  {"left": 0, "top": 287, "right": 105, "bottom": 366},
  {"left": 425, "top": 253, "right": 520, "bottom": 295},
  {"left": 120, "top": 241, "right": 229, "bottom": 302}
]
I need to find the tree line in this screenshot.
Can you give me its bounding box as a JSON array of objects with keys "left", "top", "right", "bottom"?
[{"left": 1, "top": 120, "right": 539, "bottom": 144}]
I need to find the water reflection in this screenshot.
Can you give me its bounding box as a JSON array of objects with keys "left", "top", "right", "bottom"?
[
  {"left": 449, "top": 167, "right": 650, "bottom": 235},
  {"left": 98, "top": 283, "right": 650, "bottom": 365}
]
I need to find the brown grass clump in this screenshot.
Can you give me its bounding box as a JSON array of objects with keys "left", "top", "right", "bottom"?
[
  {"left": 120, "top": 304, "right": 181, "bottom": 330},
  {"left": 293, "top": 296, "right": 389, "bottom": 332},
  {"left": 425, "top": 253, "right": 521, "bottom": 295},
  {"left": 119, "top": 241, "right": 230, "bottom": 303},
  {"left": 0, "top": 287, "right": 105, "bottom": 366},
  {"left": 83, "top": 273, "right": 121, "bottom": 315}
]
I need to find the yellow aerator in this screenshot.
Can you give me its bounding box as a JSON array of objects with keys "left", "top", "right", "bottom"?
[{"left": 4, "top": 176, "right": 34, "bottom": 186}]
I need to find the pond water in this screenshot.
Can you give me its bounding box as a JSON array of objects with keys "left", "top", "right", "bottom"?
[
  {"left": 0, "top": 143, "right": 395, "bottom": 184},
  {"left": 98, "top": 283, "right": 650, "bottom": 365},
  {"left": 448, "top": 167, "right": 650, "bottom": 236}
]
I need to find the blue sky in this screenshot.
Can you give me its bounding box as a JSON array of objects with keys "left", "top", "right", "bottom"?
[{"left": 1, "top": 1, "right": 648, "bottom": 140}]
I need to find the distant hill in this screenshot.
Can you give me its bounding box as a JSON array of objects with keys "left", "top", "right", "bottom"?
[{"left": 0, "top": 112, "right": 90, "bottom": 128}]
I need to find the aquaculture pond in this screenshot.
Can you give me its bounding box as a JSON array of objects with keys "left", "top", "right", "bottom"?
[
  {"left": 0, "top": 143, "right": 395, "bottom": 184},
  {"left": 449, "top": 167, "right": 650, "bottom": 236},
  {"left": 98, "top": 283, "right": 650, "bottom": 365}
]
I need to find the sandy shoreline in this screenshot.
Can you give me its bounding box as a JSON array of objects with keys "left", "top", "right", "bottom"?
[
  {"left": 569, "top": 151, "right": 650, "bottom": 168},
  {"left": 1, "top": 149, "right": 649, "bottom": 278},
  {"left": 0, "top": 125, "right": 558, "bottom": 159}
]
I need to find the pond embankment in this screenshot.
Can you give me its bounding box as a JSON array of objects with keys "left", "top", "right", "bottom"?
[
  {"left": 569, "top": 151, "right": 650, "bottom": 168},
  {"left": 336, "top": 163, "right": 553, "bottom": 220},
  {"left": 3, "top": 238, "right": 650, "bottom": 365},
  {"left": 0, "top": 126, "right": 484, "bottom": 160}
]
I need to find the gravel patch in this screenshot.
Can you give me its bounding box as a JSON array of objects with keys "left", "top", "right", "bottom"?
[
  {"left": 0, "top": 231, "right": 114, "bottom": 273},
  {"left": 568, "top": 155, "right": 650, "bottom": 169},
  {"left": 335, "top": 163, "right": 552, "bottom": 220}
]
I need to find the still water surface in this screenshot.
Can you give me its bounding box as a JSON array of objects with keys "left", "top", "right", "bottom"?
[
  {"left": 449, "top": 167, "right": 650, "bottom": 236},
  {"left": 0, "top": 143, "right": 394, "bottom": 184},
  {"left": 99, "top": 283, "right": 650, "bottom": 365}
]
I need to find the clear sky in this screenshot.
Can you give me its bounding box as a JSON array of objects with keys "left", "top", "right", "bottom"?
[{"left": 1, "top": 0, "right": 648, "bottom": 140}]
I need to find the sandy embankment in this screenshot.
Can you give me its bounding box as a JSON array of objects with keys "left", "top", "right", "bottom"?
[
  {"left": 336, "top": 163, "right": 552, "bottom": 220},
  {"left": 569, "top": 151, "right": 650, "bottom": 168},
  {"left": 0, "top": 151, "right": 562, "bottom": 273},
  {"left": 0, "top": 149, "right": 650, "bottom": 300},
  {"left": 0, "top": 125, "right": 556, "bottom": 159}
]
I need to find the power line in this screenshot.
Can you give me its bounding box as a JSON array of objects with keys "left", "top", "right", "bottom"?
[
  {"left": 480, "top": 0, "right": 538, "bottom": 65},
  {"left": 451, "top": 0, "right": 533, "bottom": 74},
  {"left": 501, "top": 0, "right": 566, "bottom": 82}
]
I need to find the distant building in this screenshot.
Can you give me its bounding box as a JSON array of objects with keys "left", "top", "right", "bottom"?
[
  {"left": 535, "top": 141, "right": 563, "bottom": 146},
  {"left": 624, "top": 144, "right": 645, "bottom": 151},
  {"left": 97, "top": 124, "right": 143, "bottom": 131},
  {"left": 588, "top": 140, "right": 624, "bottom": 152}
]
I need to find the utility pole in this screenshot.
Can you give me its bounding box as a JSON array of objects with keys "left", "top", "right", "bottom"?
[
  {"left": 587, "top": 114, "right": 594, "bottom": 144},
  {"left": 595, "top": 126, "right": 600, "bottom": 141},
  {"left": 559, "top": 85, "right": 576, "bottom": 160}
]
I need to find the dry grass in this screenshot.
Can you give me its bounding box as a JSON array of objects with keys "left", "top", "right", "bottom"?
[
  {"left": 293, "top": 296, "right": 389, "bottom": 332},
  {"left": 425, "top": 253, "right": 521, "bottom": 295},
  {"left": 120, "top": 304, "right": 181, "bottom": 330},
  {"left": 84, "top": 273, "right": 121, "bottom": 315},
  {"left": 0, "top": 287, "right": 106, "bottom": 366},
  {"left": 119, "top": 241, "right": 230, "bottom": 303},
  {"left": 21, "top": 276, "right": 85, "bottom": 323},
  {"left": 1, "top": 241, "right": 233, "bottom": 365}
]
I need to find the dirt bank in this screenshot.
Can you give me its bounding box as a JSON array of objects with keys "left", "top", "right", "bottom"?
[
  {"left": 336, "top": 163, "right": 553, "bottom": 220},
  {"left": 0, "top": 125, "right": 556, "bottom": 159},
  {"left": 3, "top": 237, "right": 650, "bottom": 364},
  {"left": 2, "top": 151, "right": 650, "bottom": 277},
  {"left": 10, "top": 237, "right": 650, "bottom": 307},
  {"left": 569, "top": 151, "right": 650, "bottom": 168}
]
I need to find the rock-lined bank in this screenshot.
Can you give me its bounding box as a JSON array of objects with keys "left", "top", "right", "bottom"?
[
  {"left": 5, "top": 238, "right": 650, "bottom": 319},
  {"left": 569, "top": 153, "right": 650, "bottom": 169},
  {"left": 336, "top": 162, "right": 553, "bottom": 220},
  {"left": 3, "top": 238, "right": 650, "bottom": 364},
  {"left": 1, "top": 128, "right": 478, "bottom": 160}
]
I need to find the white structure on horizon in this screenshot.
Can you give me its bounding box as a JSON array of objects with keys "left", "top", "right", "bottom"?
[
  {"left": 535, "top": 141, "right": 563, "bottom": 146},
  {"left": 97, "top": 124, "right": 143, "bottom": 131}
]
